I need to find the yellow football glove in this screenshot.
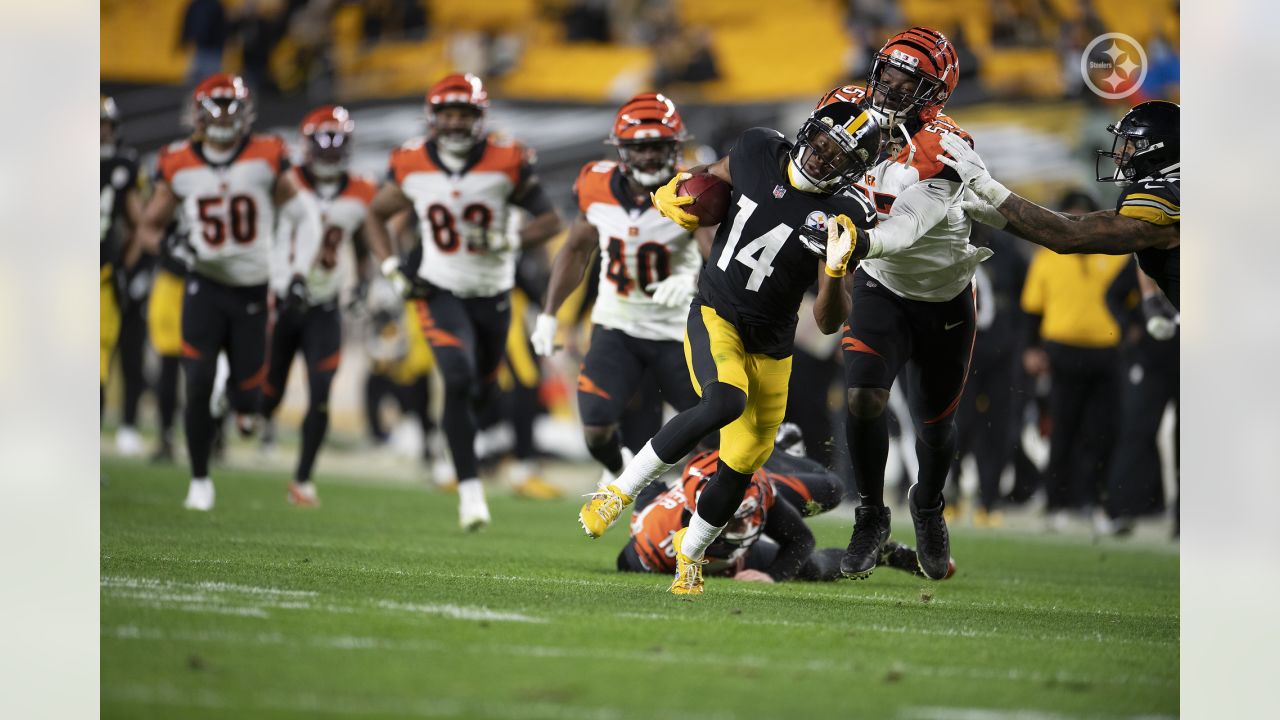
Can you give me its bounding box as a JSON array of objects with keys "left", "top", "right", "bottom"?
[
  {"left": 650, "top": 172, "right": 700, "bottom": 231},
  {"left": 824, "top": 214, "right": 858, "bottom": 278}
]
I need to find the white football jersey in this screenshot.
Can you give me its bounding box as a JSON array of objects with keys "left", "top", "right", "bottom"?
[
  {"left": 158, "top": 135, "right": 288, "bottom": 286},
  {"left": 271, "top": 168, "right": 376, "bottom": 304},
  {"left": 576, "top": 161, "right": 701, "bottom": 342},
  {"left": 388, "top": 135, "right": 536, "bottom": 298}
]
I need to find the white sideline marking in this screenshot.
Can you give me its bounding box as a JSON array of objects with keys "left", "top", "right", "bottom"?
[
  {"left": 376, "top": 600, "right": 546, "bottom": 623},
  {"left": 900, "top": 708, "right": 1176, "bottom": 720},
  {"left": 102, "top": 575, "right": 546, "bottom": 624},
  {"left": 104, "top": 625, "right": 1175, "bottom": 689}
]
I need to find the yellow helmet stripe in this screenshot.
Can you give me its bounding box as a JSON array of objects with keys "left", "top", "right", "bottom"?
[{"left": 844, "top": 111, "right": 869, "bottom": 134}]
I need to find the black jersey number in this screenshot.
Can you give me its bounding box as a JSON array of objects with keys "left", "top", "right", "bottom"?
[
  {"left": 427, "top": 203, "right": 493, "bottom": 254},
  {"left": 197, "top": 194, "right": 258, "bottom": 247},
  {"left": 715, "top": 195, "right": 790, "bottom": 291},
  {"left": 605, "top": 238, "right": 672, "bottom": 297}
]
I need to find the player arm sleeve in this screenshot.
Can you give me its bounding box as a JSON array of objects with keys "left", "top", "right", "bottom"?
[
  {"left": 760, "top": 501, "right": 816, "bottom": 582},
  {"left": 278, "top": 189, "right": 323, "bottom": 281},
  {"left": 511, "top": 152, "right": 556, "bottom": 216},
  {"left": 863, "top": 178, "right": 959, "bottom": 259}
]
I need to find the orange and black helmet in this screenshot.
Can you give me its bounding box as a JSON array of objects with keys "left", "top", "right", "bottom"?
[
  {"left": 867, "top": 27, "right": 959, "bottom": 124},
  {"left": 426, "top": 73, "right": 489, "bottom": 152},
  {"left": 188, "top": 73, "right": 254, "bottom": 143},
  {"left": 300, "top": 105, "right": 355, "bottom": 178},
  {"left": 607, "top": 92, "right": 688, "bottom": 188}
]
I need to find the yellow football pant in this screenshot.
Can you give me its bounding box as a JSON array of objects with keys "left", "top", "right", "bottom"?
[
  {"left": 683, "top": 304, "right": 792, "bottom": 474},
  {"left": 147, "top": 267, "right": 185, "bottom": 357}
]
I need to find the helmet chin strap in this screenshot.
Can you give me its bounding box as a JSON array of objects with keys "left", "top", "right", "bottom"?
[{"left": 786, "top": 157, "right": 827, "bottom": 193}]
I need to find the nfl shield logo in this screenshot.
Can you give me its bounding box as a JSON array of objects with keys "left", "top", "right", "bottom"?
[{"left": 773, "top": 184, "right": 786, "bottom": 199}]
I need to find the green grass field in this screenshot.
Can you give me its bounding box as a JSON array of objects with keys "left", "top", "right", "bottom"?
[{"left": 101, "top": 458, "right": 1178, "bottom": 720}]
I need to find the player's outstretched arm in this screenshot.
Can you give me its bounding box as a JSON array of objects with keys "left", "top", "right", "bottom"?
[
  {"left": 936, "top": 132, "right": 1179, "bottom": 255},
  {"left": 133, "top": 180, "right": 179, "bottom": 257},
  {"left": 532, "top": 215, "right": 599, "bottom": 356},
  {"left": 518, "top": 208, "right": 564, "bottom": 249},
  {"left": 754, "top": 500, "right": 816, "bottom": 583}
]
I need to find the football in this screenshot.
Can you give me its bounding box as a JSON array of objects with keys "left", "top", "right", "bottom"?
[{"left": 675, "top": 172, "right": 731, "bottom": 226}]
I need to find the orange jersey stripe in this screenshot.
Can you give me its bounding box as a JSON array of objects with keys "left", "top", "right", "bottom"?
[{"left": 341, "top": 174, "right": 378, "bottom": 204}]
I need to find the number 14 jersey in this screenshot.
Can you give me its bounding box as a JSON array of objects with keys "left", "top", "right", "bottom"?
[
  {"left": 697, "top": 128, "right": 877, "bottom": 358},
  {"left": 574, "top": 161, "right": 701, "bottom": 342}
]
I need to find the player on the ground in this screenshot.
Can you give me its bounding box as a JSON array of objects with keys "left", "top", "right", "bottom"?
[
  {"left": 259, "top": 105, "right": 376, "bottom": 507},
  {"left": 101, "top": 95, "right": 145, "bottom": 417},
  {"left": 578, "top": 99, "right": 882, "bottom": 596},
  {"left": 619, "top": 425, "right": 953, "bottom": 582},
  {"left": 821, "top": 27, "right": 993, "bottom": 582},
  {"left": 364, "top": 73, "right": 564, "bottom": 530},
  {"left": 135, "top": 73, "right": 322, "bottom": 511},
  {"left": 937, "top": 101, "right": 1179, "bottom": 309},
  {"left": 530, "top": 92, "right": 709, "bottom": 490}
]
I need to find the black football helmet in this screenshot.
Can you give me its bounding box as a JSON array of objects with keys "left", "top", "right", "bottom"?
[
  {"left": 1096, "top": 100, "right": 1179, "bottom": 183},
  {"left": 789, "top": 100, "right": 883, "bottom": 194}
]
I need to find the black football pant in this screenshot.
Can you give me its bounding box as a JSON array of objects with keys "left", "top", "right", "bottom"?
[
  {"left": 1106, "top": 335, "right": 1179, "bottom": 519},
  {"left": 413, "top": 290, "right": 510, "bottom": 482},
  {"left": 117, "top": 293, "right": 150, "bottom": 427},
  {"left": 180, "top": 274, "right": 268, "bottom": 478},
  {"left": 261, "top": 299, "right": 342, "bottom": 483},
  {"left": 1044, "top": 342, "right": 1120, "bottom": 511}
]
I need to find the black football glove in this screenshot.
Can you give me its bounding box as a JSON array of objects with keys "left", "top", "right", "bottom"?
[{"left": 280, "top": 276, "right": 310, "bottom": 319}]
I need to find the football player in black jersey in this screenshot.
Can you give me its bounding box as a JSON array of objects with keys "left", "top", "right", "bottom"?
[
  {"left": 938, "top": 101, "right": 1180, "bottom": 310},
  {"left": 576, "top": 99, "right": 882, "bottom": 596},
  {"left": 100, "top": 95, "right": 145, "bottom": 415}
]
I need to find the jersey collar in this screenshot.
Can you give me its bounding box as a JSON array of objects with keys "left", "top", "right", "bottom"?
[
  {"left": 609, "top": 166, "right": 653, "bottom": 212},
  {"left": 426, "top": 136, "right": 488, "bottom": 177}
]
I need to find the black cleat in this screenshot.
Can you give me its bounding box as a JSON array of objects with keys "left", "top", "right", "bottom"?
[
  {"left": 908, "top": 485, "right": 951, "bottom": 580},
  {"left": 880, "top": 540, "right": 956, "bottom": 580},
  {"left": 840, "top": 505, "right": 891, "bottom": 579}
]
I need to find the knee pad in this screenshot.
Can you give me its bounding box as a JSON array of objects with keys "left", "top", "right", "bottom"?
[
  {"left": 847, "top": 387, "right": 889, "bottom": 419},
  {"left": 918, "top": 420, "right": 956, "bottom": 450},
  {"left": 582, "top": 424, "right": 618, "bottom": 450},
  {"left": 701, "top": 382, "right": 748, "bottom": 426}
]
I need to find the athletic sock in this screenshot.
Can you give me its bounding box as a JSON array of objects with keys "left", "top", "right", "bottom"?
[
  {"left": 680, "top": 511, "right": 727, "bottom": 562},
  {"left": 458, "top": 477, "right": 485, "bottom": 504},
  {"left": 611, "top": 441, "right": 673, "bottom": 498},
  {"left": 846, "top": 411, "right": 890, "bottom": 506}
]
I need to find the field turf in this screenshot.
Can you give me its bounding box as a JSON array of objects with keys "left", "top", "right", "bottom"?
[{"left": 101, "top": 458, "right": 1178, "bottom": 719}]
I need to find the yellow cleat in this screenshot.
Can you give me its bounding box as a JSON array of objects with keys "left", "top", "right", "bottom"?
[
  {"left": 973, "top": 508, "right": 1004, "bottom": 529},
  {"left": 578, "top": 484, "right": 632, "bottom": 538},
  {"left": 514, "top": 476, "right": 564, "bottom": 500},
  {"left": 668, "top": 527, "right": 706, "bottom": 596}
]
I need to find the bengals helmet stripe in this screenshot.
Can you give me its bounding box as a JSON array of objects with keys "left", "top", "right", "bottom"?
[
  {"left": 609, "top": 92, "right": 687, "bottom": 144},
  {"left": 426, "top": 73, "right": 489, "bottom": 111},
  {"left": 868, "top": 26, "right": 960, "bottom": 124}
]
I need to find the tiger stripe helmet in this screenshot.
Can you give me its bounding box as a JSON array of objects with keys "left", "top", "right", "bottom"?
[
  {"left": 868, "top": 26, "right": 959, "bottom": 124},
  {"left": 188, "top": 73, "right": 254, "bottom": 144},
  {"left": 606, "top": 93, "right": 688, "bottom": 188},
  {"left": 300, "top": 105, "right": 355, "bottom": 180},
  {"left": 426, "top": 73, "right": 489, "bottom": 154}
]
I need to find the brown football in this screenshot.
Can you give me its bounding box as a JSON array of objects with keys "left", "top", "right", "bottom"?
[{"left": 675, "top": 173, "right": 731, "bottom": 227}]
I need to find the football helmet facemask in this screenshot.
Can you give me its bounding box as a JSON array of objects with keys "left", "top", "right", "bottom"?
[
  {"left": 426, "top": 73, "right": 489, "bottom": 155},
  {"left": 188, "top": 73, "right": 254, "bottom": 146},
  {"left": 867, "top": 27, "right": 959, "bottom": 127},
  {"left": 301, "top": 105, "right": 355, "bottom": 181},
  {"left": 1095, "top": 100, "right": 1179, "bottom": 184},
  {"left": 607, "top": 92, "right": 688, "bottom": 189},
  {"left": 788, "top": 99, "right": 883, "bottom": 194}
]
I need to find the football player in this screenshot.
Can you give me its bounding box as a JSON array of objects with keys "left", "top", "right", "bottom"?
[
  {"left": 364, "top": 73, "right": 564, "bottom": 530},
  {"left": 259, "top": 105, "right": 376, "bottom": 507},
  {"left": 100, "top": 96, "right": 144, "bottom": 419},
  {"left": 135, "top": 73, "right": 323, "bottom": 511},
  {"left": 937, "top": 101, "right": 1180, "bottom": 310},
  {"left": 619, "top": 431, "right": 952, "bottom": 583},
  {"left": 530, "top": 93, "right": 709, "bottom": 490},
  {"left": 579, "top": 98, "right": 882, "bottom": 596},
  {"left": 816, "top": 28, "right": 993, "bottom": 582}
]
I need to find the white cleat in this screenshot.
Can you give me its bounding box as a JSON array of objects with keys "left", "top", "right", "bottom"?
[
  {"left": 115, "top": 426, "right": 144, "bottom": 457},
  {"left": 183, "top": 478, "right": 215, "bottom": 511},
  {"left": 458, "top": 481, "right": 490, "bottom": 532}
]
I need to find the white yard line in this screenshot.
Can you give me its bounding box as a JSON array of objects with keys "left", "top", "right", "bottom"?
[{"left": 900, "top": 707, "right": 1176, "bottom": 720}]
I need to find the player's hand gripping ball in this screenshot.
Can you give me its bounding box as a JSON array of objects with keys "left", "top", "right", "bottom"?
[{"left": 652, "top": 172, "right": 730, "bottom": 230}]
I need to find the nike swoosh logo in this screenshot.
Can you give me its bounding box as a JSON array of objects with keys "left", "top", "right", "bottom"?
[
  {"left": 944, "top": 321, "right": 964, "bottom": 330},
  {"left": 1140, "top": 183, "right": 1166, "bottom": 190}
]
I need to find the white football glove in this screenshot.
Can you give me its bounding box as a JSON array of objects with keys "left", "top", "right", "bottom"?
[
  {"left": 960, "top": 187, "right": 1009, "bottom": 230},
  {"left": 380, "top": 256, "right": 412, "bottom": 298},
  {"left": 645, "top": 273, "right": 697, "bottom": 308},
  {"left": 936, "top": 132, "right": 1011, "bottom": 207},
  {"left": 530, "top": 312, "right": 559, "bottom": 356},
  {"left": 1142, "top": 294, "right": 1179, "bottom": 341}
]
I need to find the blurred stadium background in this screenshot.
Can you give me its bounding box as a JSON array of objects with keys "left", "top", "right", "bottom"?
[{"left": 100, "top": 0, "right": 1180, "bottom": 527}]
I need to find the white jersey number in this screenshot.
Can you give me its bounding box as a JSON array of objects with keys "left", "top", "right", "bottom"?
[{"left": 715, "top": 195, "right": 791, "bottom": 292}]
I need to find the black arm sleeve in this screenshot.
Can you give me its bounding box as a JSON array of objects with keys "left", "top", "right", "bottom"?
[
  {"left": 512, "top": 178, "right": 554, "bottom": 216},
  {"left": 760, "top": 501, "right": 816, "bottom": 582}
]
